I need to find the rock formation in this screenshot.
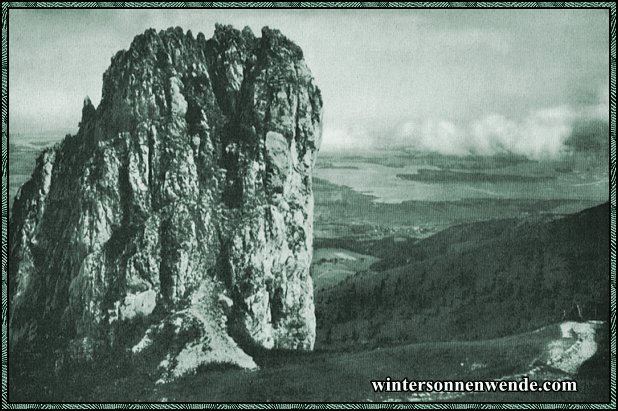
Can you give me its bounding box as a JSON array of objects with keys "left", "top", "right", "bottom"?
[{"left": 9, "top": 24, "right": 323, "bottom": 381}]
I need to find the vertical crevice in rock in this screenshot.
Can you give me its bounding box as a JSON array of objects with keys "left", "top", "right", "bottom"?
[{"left": 9, "top": 24, "right": 323, "bottom": 381}]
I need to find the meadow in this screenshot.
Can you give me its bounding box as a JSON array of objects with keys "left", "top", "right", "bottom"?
[{"left": 7, "top": 138, "right": 611, "bottom": 403}]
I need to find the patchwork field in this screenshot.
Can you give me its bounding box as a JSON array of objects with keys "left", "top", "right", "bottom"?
[{"left": 311, "top": 248, "right": 379, "bottom": 291}]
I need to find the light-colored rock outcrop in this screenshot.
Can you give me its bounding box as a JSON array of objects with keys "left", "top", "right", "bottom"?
[{"left": 9, "top": 24, "right": 323, "bottom": 380}]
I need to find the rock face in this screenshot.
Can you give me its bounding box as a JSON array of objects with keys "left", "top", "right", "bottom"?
[{"left": 9, "top": 25, "right": 323, "bottom": 381}]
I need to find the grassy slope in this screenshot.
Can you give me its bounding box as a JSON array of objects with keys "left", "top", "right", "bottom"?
[
  {"left": 8, "top": 149, "right": 610, "bottom": 402},
  {"left": 9, "top": 203, "right": 610, "bottom": 403},
  {"left": 315, "top": 203, "right": 610, "bottom": 350},
  {"left": 311, "top": 248, "right": 379, "bottom": 291},
  {"left": 10, "top": 322, "right": 608, "bottom": 402}
]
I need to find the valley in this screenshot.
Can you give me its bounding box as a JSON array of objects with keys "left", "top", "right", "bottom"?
[{"left": 7, "top": 139, "right": 611, "bottom": 402}]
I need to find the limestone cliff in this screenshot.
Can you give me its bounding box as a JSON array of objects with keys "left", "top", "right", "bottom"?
[{"left": 9, "top": 25, "right": 323, "bottom": 381}]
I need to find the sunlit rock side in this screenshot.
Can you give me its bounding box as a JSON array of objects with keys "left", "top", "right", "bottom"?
[
  {"left": 9, "top": 24, "right": 323, "bottom": 381},
  {"left": 545, "top": 321, "right": 603, "bottom": 374}
]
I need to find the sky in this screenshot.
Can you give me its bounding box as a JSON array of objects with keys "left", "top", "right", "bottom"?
[{"left": 8, "top": 8, "right": 610, "bottom": 157}]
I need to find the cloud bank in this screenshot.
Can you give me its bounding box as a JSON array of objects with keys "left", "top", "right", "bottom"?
[{"left": 322, "top": 88, "right": 609, "bottom": 160}]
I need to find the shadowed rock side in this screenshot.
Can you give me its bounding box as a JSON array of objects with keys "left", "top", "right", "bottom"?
[{"left": 9, "top": 25, "right": 323, "bottom": 381}]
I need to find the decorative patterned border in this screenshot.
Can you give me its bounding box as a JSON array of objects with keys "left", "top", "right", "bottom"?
[{"left": 0, "top": 2, "right": 615, "bottom": 409}]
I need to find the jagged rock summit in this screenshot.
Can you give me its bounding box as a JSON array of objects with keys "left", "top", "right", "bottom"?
[{"left": 9, "top": 24, "right": 323, "bottom": 381}]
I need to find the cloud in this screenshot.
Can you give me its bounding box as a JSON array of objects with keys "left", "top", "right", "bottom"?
[
  {"left": 320, "top": 126, "right": 376, "bottom": 152},
  {"left": 564, "top": 119, "right": 609, "bottom": 153},
  {"left": 393, "top": 89, "right": 609, "bottom": 159}
]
